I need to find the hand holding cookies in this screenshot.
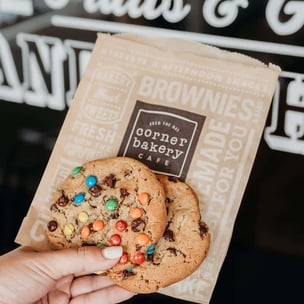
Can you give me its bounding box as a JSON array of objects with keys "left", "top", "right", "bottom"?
[
  {"left": 1, "top": 156, "right": 209, "bottom": 303},
  {"left": 0, "top": 245, "right": 135, "bottom": 304}
]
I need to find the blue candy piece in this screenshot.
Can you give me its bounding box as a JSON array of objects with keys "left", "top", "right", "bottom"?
[
  {"left": 86, "top": 175, "right": 97, "bottom": 187},
  {"left": 74, "top": 193, "right": 85, "bottom": 205},
  {"left": 147, "top": 244, "right": 156, "bottom": 255}
]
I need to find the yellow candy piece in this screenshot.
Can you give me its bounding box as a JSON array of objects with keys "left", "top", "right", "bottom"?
[
  {"left": 78, "top": 211, "right": 89, "bottom": 223},
  {"left": 95, "top": 270, "right": 107, "bottom": 275},
  {"left": 64, "top": 223, "right": 75, "bottom": 236}
]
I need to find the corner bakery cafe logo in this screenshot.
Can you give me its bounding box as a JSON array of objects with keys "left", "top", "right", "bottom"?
[{"left": 118, "top": 101, "right": 205, "bottom": 180}]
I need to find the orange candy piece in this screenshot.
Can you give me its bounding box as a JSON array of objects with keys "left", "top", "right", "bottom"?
[
  {"left": 138, "top": 192, "right": 150, "bottom": 206},
  {"left": 130, "top": 207, "right": 143, "bottom": 219},
  {"left": 81, "top": 226, "right": 90, "bottom": 239},
  {"left": 92, "top": 220, "right": 105, "bottom": 231},
  {"left": 136, "top": 233, "right": 149, "bottom": 245}
]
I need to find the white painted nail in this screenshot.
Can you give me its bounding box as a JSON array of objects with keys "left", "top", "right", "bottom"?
[{"left": 102, "top": 246, "right": 123, "bottom": 259}]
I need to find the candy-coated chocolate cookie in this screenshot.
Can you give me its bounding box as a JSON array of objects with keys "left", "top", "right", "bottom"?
[
  {"left": 46, "top": 157, "right": 167, "bottom": 270},
  {"left": 108, "top": 174, "right": 210, "bottom": 293}
]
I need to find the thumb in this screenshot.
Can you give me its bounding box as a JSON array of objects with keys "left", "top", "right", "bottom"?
[{"left": 37, "top": 246, "right": 123, "bottom": 279}]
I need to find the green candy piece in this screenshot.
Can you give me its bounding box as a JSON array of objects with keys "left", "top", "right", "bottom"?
[
  {"left": 106, "top": 199, "right": 118, "bottom": 211},
  {"left": 96, "top": 243, "right": 108, "bottom": 247},
  {"left": 71, "top": 166, "right": 82, "bottom": 175}
]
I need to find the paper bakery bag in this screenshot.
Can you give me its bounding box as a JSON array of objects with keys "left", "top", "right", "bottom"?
[{"left": 16, "top": 33, "right": 280, "bottom": 304}]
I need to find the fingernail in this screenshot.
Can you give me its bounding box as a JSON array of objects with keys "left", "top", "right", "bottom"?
[{"left": 102, "top": 246, "right": 123, "bottom": 259}]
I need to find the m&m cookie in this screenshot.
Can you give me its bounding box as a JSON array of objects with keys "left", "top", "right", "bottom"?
[
  {"left": 108, "top": 174, "right": 210, "bottom": 293},
  {"left": 46, "top": 157, "right": 167, "bottom": 271}
]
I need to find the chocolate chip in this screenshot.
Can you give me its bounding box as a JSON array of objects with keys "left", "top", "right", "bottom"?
[
  {"left": 47, "top": 220, "right": 58, "bottom": 232},
  {"left": 131, "top": 218, "right": 146, "bottom": 232},
  {"left": 50, "top": 203, "right": 59, "bottom": 212},
  {"left": 168, "top": 176, "right": 178, "bottom": 182},
  {"left": 135, "top": 244, "right": 142, "bottom": 251},
  {"left": 199, "top": 222, "right": 209, "bottom": 239},
  {"left": 82, "top": 242, "right": 95, "bottom": 247},
  {"left": 167, "top": 247, "right": 177, "bottom": 256},
  {"left": 56, "top": 194, "right": 69, "bottom": 207},
  {"left": 109, "top": 212, "right": 119, "bottom": 220},
  {"left": 165, "top": 197, "right": 173, "bottom": 204},
  {"left": 89, "top": 185, "right": 102, "bottom": 197},
  {"left": 104, "top": 174, "right": 116, "bottom": 188},
  {"left": 120, "top": 188, "right": 129, "bottom": 199},
  {"left": 124, "top": 170, "right": 132, "bottom": 179},
  {"left": 123, "top": 269, "right": 135, "bottom": 279},
  {"left": 164, "top": 228, "right": 175, "bottom": 242},
  {"left": 146, "top": 253, "right": 154, "bottom": 261}
]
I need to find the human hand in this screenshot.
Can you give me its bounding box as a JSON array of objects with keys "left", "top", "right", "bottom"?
[{"left": 0, "top": 246, "right": 135, "bottom": 304}]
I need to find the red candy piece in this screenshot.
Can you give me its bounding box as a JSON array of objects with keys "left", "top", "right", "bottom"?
[
  {"left": 133, "top": 252, "right": 145, "bottom": 265},
  {"left": 115, "top": 220, "right": 127, "bottom": 232},
  {"left": 119, "top": 252, "right": 128, "bottom": 264},
  {"left": 109, "top": 234, "right": 121, "bottom": 246}
]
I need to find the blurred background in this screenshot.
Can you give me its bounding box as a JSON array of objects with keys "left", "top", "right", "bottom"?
[{"left": 0, "top": 1, "right": 303, "bottom": 303}]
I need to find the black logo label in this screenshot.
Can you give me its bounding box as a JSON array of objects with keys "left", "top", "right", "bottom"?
[{"left": 118, "top": 101, "right": 205, "bottom": 181}]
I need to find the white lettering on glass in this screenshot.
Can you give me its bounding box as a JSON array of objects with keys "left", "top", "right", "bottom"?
[
  {"left": 265, "top": 73, "right": 304, "bottom": 154},
  {"left": 0, "top": 0, "right": 33, "bottom": 16},
  {"left": 64, "top": 39, "right": 93, "bottom": 106},
  {"left": 266, "top": 0, "right": 304, "bottom": 35},
  {"left": 83, "top": 0, "right": 190, "bottom": 22},
  {"left": 0, "top": 33, "right": 94, "bottom": 110},
  {"left": 202, "top": 0, "right": 248, "bottom": 27},
  {"left": 44, "top": 0, "right": 70, "bottom": 10},
  {"left": 0, "top": 33, "right": 23, "bottom": 102},
  {"left": 17, "top": 33, "right": 67, "bottom": 110}
]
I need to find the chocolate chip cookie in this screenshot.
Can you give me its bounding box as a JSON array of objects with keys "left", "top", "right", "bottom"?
[
  {"left": 46, "top": 157, "right": 167, "bottom": 269},
  {"left": 108, "top": 174, "right": 210, "bottom": 293}
]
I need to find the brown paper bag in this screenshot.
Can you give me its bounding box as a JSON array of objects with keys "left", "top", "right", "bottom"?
[{"left": 16, "top": 33, "right": 280, "bottom": 304}]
